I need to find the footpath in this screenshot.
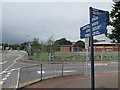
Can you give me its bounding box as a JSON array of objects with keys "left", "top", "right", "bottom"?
[{"left": 22, "top": 71, "right": 118, "bottom": 89}]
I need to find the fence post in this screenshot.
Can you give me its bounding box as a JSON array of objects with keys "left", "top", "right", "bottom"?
[
  {"left": 101, "top": 53, "right": 103, "bottom": 61},
  {"left": 62, "top": 61, "right": 64, "bottom": 76},
  {"left": 16, "top": 68, "right": 20, "bottom": 89},
  {"left": 41, "top": 64, "right": 42, "bottom": 81}
]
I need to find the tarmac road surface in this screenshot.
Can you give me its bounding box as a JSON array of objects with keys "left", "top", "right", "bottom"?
[{"left": 0, "top": 50, "right": 31, "bottom": 88}]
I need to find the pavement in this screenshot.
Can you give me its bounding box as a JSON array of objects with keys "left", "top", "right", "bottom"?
[{"left": 23, "top": 71, "right": 119, "bottom": 89}]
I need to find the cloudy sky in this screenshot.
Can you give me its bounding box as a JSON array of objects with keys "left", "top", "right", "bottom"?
[{"left": 2, "top": 1, "right": 114, "bottom": 44}]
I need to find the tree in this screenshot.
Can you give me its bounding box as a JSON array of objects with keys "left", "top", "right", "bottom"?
[
  {"left": 32, "top": 37, "right": 39, "bottom": 47},
  {"left": 107, "top": 1, "right": 120, "bottom": 43},
  {"left": 12, "top": 44, "right": 20, "bottom": 50},
  {"left": 20, "top": 42, "right": 27, "bottom": 50},
  {"left": 75, "top": 40, "right": 85, "bottom": 48},
  {"left": 46, "top": 36, "right": 55, "bottom": 53},
  {"left": 46, "top": 36, "right": 54, "bottom": 45},
  {"left": 31, "top": 37, "right": 41, "bottom": 55},
  {"left": 54, "top": 38, "right": 72, "bottom": 46}
]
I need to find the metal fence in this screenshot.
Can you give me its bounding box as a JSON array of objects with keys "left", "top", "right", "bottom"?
[
  {"left": 53, "top": 52, "right": 119, "bottom": 61},
  {"left": 28, "top": 51, "right": 119, "bottom": 62},
  {"left": 18, "top": 62, "right": 84, "bottom": 89},
  {"left": 1, "top": 62, "right": 84, "bottom": 89}
]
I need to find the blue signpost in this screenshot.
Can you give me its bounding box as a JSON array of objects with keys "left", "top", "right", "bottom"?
[
  {"left": 80, "top": 22, "right": 107, "bottom": 39},
  {"left": 80, "top": 8, "right": 109, "bottom": 39},
  {"left": 80, "top": 7, "right": 109, "bottom": 90}
]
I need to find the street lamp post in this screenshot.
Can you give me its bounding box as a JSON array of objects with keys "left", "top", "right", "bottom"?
[{"left": 26, "top": 35, "right": 31, "bottom": 56}]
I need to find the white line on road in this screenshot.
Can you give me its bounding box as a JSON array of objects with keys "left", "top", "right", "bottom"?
[
  {"left": 11, "top": 68, "right": 20, "bottom": 71},
  {"left": 5, "top": 75, "right": 10, "bottom": 78},
  {"left": 37, "top": 71, "right": 45, "bottom": 74},
  {"left": 0, "top": 68, "right": 19, "bottom": 75},
  {"left": 4, "top": 63, "right": 16, "bottom": 71},
  {"left": 0, "top": 61, "right": 7, "bottom": 65},
  {"left": 0, "top": 63, "right": 16, "bottom": 75},
  {"left": 0, "top": 81, "right": 4, "bottom": 85},
  {"left": 0, "top": 71, "right": 6, "bottom": 75},
  {"left": 2, "top": 78, "right": 7, "bottom": 81},
  {"left": 7, "top": 72, "right": 12, "bottom": 75},
  {"left": 57, "top": 70, "right": 77, "bottom": 73}
]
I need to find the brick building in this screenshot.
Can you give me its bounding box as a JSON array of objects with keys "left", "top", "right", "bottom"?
[
  {"left": 93, "top": 41, "right": 120, "bottom": 52},
  {"left": 58, "top": 45, "right": 85, "bottom": 52}
]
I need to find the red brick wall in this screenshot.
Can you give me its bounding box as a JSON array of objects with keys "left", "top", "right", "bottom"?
[{"left": 60, "top": 46, "right": 71, "bottom": 52}]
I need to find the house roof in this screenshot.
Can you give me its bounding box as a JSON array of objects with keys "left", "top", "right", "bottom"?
[{"left": 94, "top": 41, "right": 115, "bottom": 45}]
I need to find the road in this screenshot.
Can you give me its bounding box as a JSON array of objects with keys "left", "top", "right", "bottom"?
[
  {"left": 0, "top": 50, "right": 118, "bottom": 89},
  {"left": 0, "top": 50, "right": 32, "bottom": 89}
]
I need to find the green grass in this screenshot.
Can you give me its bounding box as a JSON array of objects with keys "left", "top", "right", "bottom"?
[
  {"left": 29, "top": 51, "right": 119, "bottom": 61},
  {"left": 29, "top": 52, "right": 49, "bottom": 61}
]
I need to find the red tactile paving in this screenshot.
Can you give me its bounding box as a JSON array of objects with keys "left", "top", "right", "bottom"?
[{"left": 23, "top": 72, "right": 118, "bottom": 89}]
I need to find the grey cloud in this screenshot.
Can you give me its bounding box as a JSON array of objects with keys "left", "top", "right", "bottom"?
[{"left": 2, "top": 2, "right": 113, "bottom": 44}]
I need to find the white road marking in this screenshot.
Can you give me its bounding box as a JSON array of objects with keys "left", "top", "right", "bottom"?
[
  {"left": 4, "top": 63, "right": 16, "bottom": 71},
  {"left": 7, "top": 72, "right": 12, "bottom": 75},
  {"left": 5, "top": 75, "right": 10, "bottom": 78},
  {"left": 0, "top": 63, "right": 16, "bottom": 75},
  {"left": 0, "top": 69, "right": 15, "bottom": 86},
  {"left": 37, "top": 71, "right": 45, "bottom": 74},
  {"left": 0, "top": 61, "right": 7, "bottom": 65},
  {"left": 0, "top": 81, "right": 4, "bottom": 85},
  {"left": 57, "top": 70, "right": 77, "bottom": 73},
  {"left": 11, "top": 68, "right": 20, "bottom": 71},
  {"left": 2, "top": 78, "right": 7, "bottom": 81},
  {"left": 0, "top": 71, "right": 6, "bottom": 75},
  {"left": 0, "top": 67, "right": 19, "bottom": 75}
]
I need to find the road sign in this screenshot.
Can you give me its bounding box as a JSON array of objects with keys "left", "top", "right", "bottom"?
[
  {"left": 92, "top": 12, "right": 109, "bottom": 21},
  {"left": 92, "top": 8, "right": 109, "bottom": 23},
  {"left": 89, "top": 7, "right": 109, "bottom": 90},
  {"left": 92, "top": 8, "right": 108, "bottom": 16},
  {"left": 80, "top": 8, "right": 109, "bottom": 39},
  {"left": 79, "top": 7, "right": 109, "bottom": 90},
  {"left": 80, "top": 22, "right": 107, "bottom": 39}
]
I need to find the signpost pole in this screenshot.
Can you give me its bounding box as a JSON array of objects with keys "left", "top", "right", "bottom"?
[
  {"left": 80, "top": 7, "right": 109, "bottom": 90},
  {"left": 89, "top": 7, "right": 95, "bottom": 90},
  {"left": 85, "top": 38, "right": 89, "bottom": 76}
]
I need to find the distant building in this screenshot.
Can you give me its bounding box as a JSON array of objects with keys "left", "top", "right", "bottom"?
[
  {"left": 58, "top": 45, "right": 85, "bottom": 52},
  {"left": 93, "top": 41, "right": 120, "bottom": 52},
  {"left": 59, "top": 45, "right": 72, "bottom": 52}
]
